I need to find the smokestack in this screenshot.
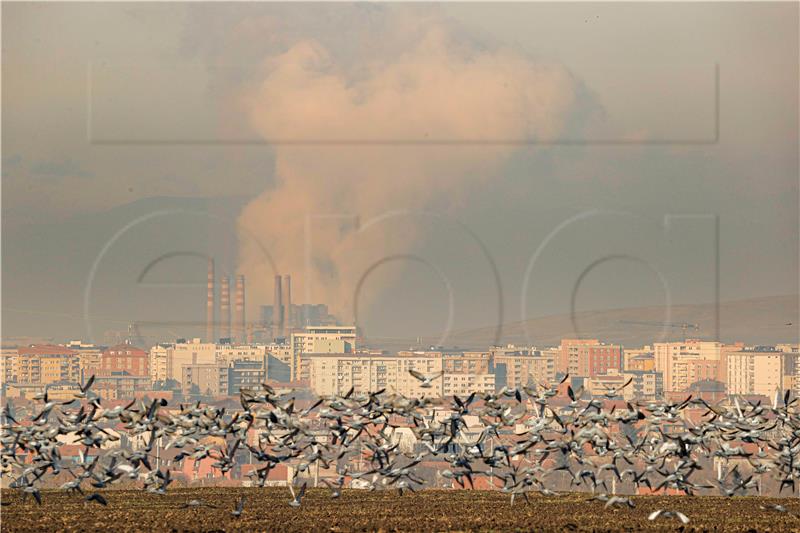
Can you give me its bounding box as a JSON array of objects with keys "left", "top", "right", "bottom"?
[
  {"left": 235, "top": 275, "right": 246, "bottom": 343},
  {"left": 282, "top": 274, "right": 292, "bottom": 336},
  {"left": 220, "top": 276, "right": 231, "bottom": 341},
  {"left": 206, "top": 258, "right": 215, "bottom": 342},
  {"left": 273, "top": 274, "right": 283, "bottom": 339}
]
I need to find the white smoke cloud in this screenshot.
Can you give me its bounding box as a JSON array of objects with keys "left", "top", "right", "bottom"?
[{"left": 237, "top": 21, "right": 577, "bottom": 322}]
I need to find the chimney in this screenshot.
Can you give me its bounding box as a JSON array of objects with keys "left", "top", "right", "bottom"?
[
  {"left": 282, "top": 274, "right": 292, "bottom": 336},
  {"left": 235, "top": 275, "right": 246, "bottom": 343},
  {"left": 206, "top": 258, "right": 215, "bottom": 342},
  {"left": 220, "top": 276, "right": 231, "bottom": 341},
  {"left": 273, "top": 274, "right": 283, "bottom": 339}
]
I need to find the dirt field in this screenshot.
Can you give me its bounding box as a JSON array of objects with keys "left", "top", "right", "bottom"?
[{"left": 2, "top": 488, "right": 800, "bottom": 532}]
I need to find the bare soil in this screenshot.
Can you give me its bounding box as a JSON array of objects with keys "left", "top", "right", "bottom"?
[{"left": 2, "top": 488, "right": 799, "bottom": 532}]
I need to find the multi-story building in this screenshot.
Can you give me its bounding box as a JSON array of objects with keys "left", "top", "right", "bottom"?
[
  {"left": 307, "top": 352, "right": 444, "bottom": 397},
  {"left": 727, "top": 347, "right": 788, "bottom": 398},
  {"left": 290, "top": 326, "right": 357, "bottom": 382},
  {"left": 227, "top": 360, "right": 265, "bottom": 394},
  {"left": 182, "top": 364, "right": 229, "bottom": 397},
  {"left": 558, "top": 339, "right": 622, "bottom": 377},
  {"left": 94, "top": 373, "right": 151, "bottom": 401},
  {"left": 624, "top": 346, "right": 654, "bottom": 371},
  {"left": 65, "top": 341, "right": 104, "bottom": 384},
  {"left": 168, "top": 338, "right": 216, "bottom": 381},
  {"left": 655, "top": 340, "right": 726, "bottom": 394},
  {"left": 1, "top": 347, "right": 18, "bottom": 385},
  {"left": 624, "top": 370, "right": 663, "bottom": 401},
  {"left": 11, "top": 345, "right": 81, "bottom": 386},
  {"left": 444, "top": 351, "right": 491, "bottom": 375},
  {"left": 100, "top": 344, "right": 149, "bottom": 377},
  {"left": 149, "top": 344, "right": 171, "bottom": 384},
  {"left": 584, "top": 369, "right": 662, "bottom": 401},
  {"left": 267, "top": 342, "right": 292, "bottom": 367},
  {"left": 215, "top": 344, "right": 267, "bottom": 366},
  {"left": 492, "top": 347, "right": 556, "bottom": 389},
  {"left": 443, "top": 372, "right": 495, "bottom": 397}
]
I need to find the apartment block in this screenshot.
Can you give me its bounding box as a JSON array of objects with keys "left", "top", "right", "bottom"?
[
  {"left": 443, "top": 372, "right": 495, "bottom": 397},
  {"left": 559, "top": 339, "right": 622, "bottom": 377},
  {"left": 65, "top": 341, "right": 104, "bottom": 384},
  {"left": 492, "top": 347, "right": 556, "bottom": 389},
  {"left": 182, "top": 363, "right": 229, "bottom": 397},
  {"left": 655, "top": 340, "right": 727, "bottom": 393},
  {"left": 727, "top": 347, "right": 788, "bottom": 398},
  {"left": 100, "top": 344, "right": 149, "bottom": 377},
  {"left": 168, "top": 338, "right": 217, "bottom": 381},
  {"left": 307, "top": 352, "right": 444, "bottom": 397},
  {"left": 290, "top": 326, "right": 357, "bottom": 382},
  {"left": 149, "top": 344, "right": 170, "bottom": 384},
  {"left": 11, "top": 345, "right": 81, "bottom": 386}
]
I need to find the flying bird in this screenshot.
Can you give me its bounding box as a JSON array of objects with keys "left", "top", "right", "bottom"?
[{"left": 408, "top": 369, "right": 444, "bottom": 388}]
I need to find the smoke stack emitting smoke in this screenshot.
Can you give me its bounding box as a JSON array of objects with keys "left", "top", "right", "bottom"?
[
  {"left": 220, "top": 276, "right": 231, "bottom": 340},
  {"left": 206, "top": 259, "right": 215, "bottom": 342},
  {"left": 235, "top": 275, "right": 246, "bottom": 343},
  {"left": 238, "top": 20, "right": 577, "bottom": 323}
]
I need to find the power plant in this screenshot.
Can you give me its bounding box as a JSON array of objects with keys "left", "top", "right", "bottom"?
[{"left": 205, "top": 266, "right": 303, "bottom": 343}]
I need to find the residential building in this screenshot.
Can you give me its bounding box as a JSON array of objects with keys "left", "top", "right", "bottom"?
[
  {"left": 12, "top": 345, "right": 81, "bottom": 386},
  {"left": 168, "top": 338, "right": 216, "bottom": 381},
  {"left": 215, "top": 344, "right": 267, "bottom": 366},
  {"left": 100, "top": 344, "right": 149, "bottom": 377},
  {"left": 655, "top": 340, "right": 726, "bottom": 394},
  {"left": 492, "top": 347, "right": 556, "bottom": 389},
  {"left": 94, "top": 373, "right": 150, "bottom": 401},
  {"left": 182, "top": 364, "right": 229, "bottom": 397},
  {"left": 290, "top": 326, "right": 357, "bottom": 382},
  {"left": 584, "top": 369, "right": 662, "bottom": 401},
  {"left": 149, "top": 344, "right": 170, "bottom": 384},
  {"left": 65, "top": 341, "right": 104, "bottom": 384},
  {"left": 307, "top": 352, "right": 444, "bottom": 397},
  {"left": 443, "top": 372, "right": 495, "bottom": 397},
  {"left": 558, "top": 339, "right": 622, "bottom": 377},
  {"left": 727, "top": 347, "right": 788, "bottom": 398}
]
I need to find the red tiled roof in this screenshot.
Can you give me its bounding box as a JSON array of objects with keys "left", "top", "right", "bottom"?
[{"left": 18, "top": 344, "right": 78, "bottom": 356}]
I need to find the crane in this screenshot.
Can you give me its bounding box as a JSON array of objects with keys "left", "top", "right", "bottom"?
[{"left": 618, "top": 320, "right": 700, "bottom": 338}]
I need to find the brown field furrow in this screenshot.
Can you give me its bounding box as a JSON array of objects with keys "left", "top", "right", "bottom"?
[{"left": 3, "top": 488, "right": 800, "bottom": 532}]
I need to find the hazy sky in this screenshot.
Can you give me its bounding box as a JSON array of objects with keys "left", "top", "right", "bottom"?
[{"left": 2, "top": 3, "right": 798, "bottom": 345}]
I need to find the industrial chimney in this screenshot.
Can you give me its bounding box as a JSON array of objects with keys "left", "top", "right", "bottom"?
[
  {"left": 206, "top": 258, "right": 215, "bottom": 342},
  {"left": 235, "top": 275, "right": 246, "bottom": 343},
  {"left": 282, "top": 274, "right": 292, "bottom": 337},
  {"left": 220, "top": 276, "right": 231, "bottom": 341},
  {"left": 273, "top": 274, "right": 283, "bottom": 339}
]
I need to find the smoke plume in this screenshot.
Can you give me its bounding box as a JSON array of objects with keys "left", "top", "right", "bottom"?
[{"left": 237, "top": 21, "right": 577, "bottom": 323}]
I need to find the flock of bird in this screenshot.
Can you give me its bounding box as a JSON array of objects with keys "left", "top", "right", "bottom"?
[{"left": 3, "top": 371, "right": 800, "bottom": 525}]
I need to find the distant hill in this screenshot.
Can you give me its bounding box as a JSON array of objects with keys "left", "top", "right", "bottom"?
[{"left": 366, "top": 295, "right": 799, "bottom": 351}]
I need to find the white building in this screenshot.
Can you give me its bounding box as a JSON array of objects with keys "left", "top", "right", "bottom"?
[
  {"left": 215, "top": 344, "right": 267, "bottom": 366},
  {"left": 168, "top": 338, "right": 216, "bottom": 381},
  {"left": 307, "top": 352, "right": 444, "bottom": 397},
  {"left": 654, "top": 340, "right": 723, "bottom": 393},
  {"left": 727, "top": 348, "right": 787, "bottom": 398},
  {"left": 290, "top": 326, "right": 357, "bottom": 382},
  {"left": 149, "top": 344, "right": 170, "bottom": 383}
]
